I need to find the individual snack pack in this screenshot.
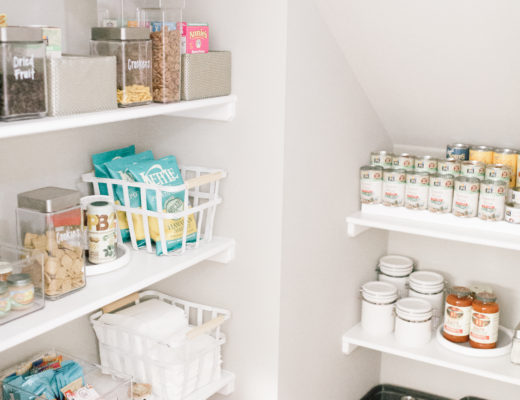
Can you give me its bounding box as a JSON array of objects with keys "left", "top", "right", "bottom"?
[{"left": 91, "top": 145, "right": 135, "bottom": 196}]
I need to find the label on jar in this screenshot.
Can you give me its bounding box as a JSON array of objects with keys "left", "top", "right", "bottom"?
[
  {"left": 13, "top": 55, "right": 35, "bottom": 81},
  {"left": 88, "top": 231, "right": 117, "bottom": 264},
  {"left": 127, "top": 58, "right": 151, "bottom": 71},
  {"left": 360, "top": 170, "right": 383, "bottom": 204},
  {"left": 444, "top": 304, "right": 472, "bottom": 336},
  {"left": 470, "top": 311, "right": 499, "bottom": 344},
  {"left": 10, "top": 286, "right": 34, "bottom": 309}
]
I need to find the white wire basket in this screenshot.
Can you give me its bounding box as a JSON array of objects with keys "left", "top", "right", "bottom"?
[{"left": 82, "top": 166, "right": 226, "bottom": 256}]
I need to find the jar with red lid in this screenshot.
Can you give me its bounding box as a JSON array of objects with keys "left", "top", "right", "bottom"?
[
  {"left": 470, "top": 292, "right": 499, "bottom": 349},
  {"left": 443, "top": 286, "right": 473, "bottom": 343}
]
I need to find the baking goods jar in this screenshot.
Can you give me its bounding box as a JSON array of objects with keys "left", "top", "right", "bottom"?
[
  {"left": 452, "top": 176, "right": 480, "bottom": 217},
  {"left": 485, "top": 164, "right": 512, "bottom": 185},
  {"left": 90, "top": 27, "right": 152, "bottom": 107},
  {"left": 446, "top": 144, "right": 470, "bottom": 161},
  {"left": 428, "top": 173, "right": 454, "bottom": 213},
  {"left": 414, "top": 156, "right": 437, "bottom": 174},
  {"left": 470, "top": 145, "right": 494, "bottom": 164},
  {"left": 0, "top": 262, "right": 13, "bottom": 282},
  {"left": 7, "top": 273, "right": 34, "bottom": 311},
  {"left": 370, "top": 151, "right": 394, "bottom": 168},
  {"left": 438, "top": 158, "right": 461, "bottom": 176},
  {"left": 360, "top": 165, "right": 383, "bottom": 204},
  {"left": 377, "top": 255, "right": 414, "bottom": 297},
  {"left": 382, "top": 168, "right": 406, "bottom": 207},
  {"left": 0, "top": 281, "right": 11, "bottom": 317},
  {"left": 0, "top": 26, "right": 48, "bottom": 121},
  {"left": 478, "top": 179, "right": 507, "bottom": 221},
  {"left": 493, "top": 148, "right": 518, "bottom": 187},
  {"left": 393, "top": 154, "right": 415, "bottom": 171},
  {"left": 16, "top": 187, "right": 85, "bottom": 300},
  {"left": 469, "top": 292, "right": 499, "bottom": 349},
  {"left": 361, "top": 281, "right": 398, "bottom": 336},
  {"left": 505, "top": 202, "right": 520, "bottom": 224},
  {"left": 87, "top": 200, "right": 117, "bottom": 264},
  {"left": 405, "top": 171, "right": 430, "bottom": 210},
  {"left": 408, "top": 271, "right": 445, "bottom": 327},
  {"left": 461, "top": 160, "right": 485, "bottom": 180},
  {"left": 443, "top": 286, "right": 473, "bottom": 343},
  {"left": 395, "top": 297, "right": 433, "bottom": 347}
]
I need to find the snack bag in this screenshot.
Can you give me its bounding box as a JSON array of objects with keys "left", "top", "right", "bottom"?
[
  {"left": 91, "top": 145, "right": 135, "bottom": 195},
  {"left": 104, "top": 151, "right": 154, "bottom": 245},
  {"left": 127, "top": 155, "right": 197, "bottom": 255}
]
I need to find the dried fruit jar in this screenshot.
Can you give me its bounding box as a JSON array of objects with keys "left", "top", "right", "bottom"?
[
  {"left": 90, "top": 27, "right": 152, "bottom": 107},
  {"left": 470, "top": 292, "right": 499, "bottom": 349},
  {"left": 0, "top": 26, "right": 48, "bottom": 121},
  {"left": 16, "top": 187, "right": 86, "bottom": 300},
  {"left": 443, "top": 286, "right": 473, "bottom": 343}
]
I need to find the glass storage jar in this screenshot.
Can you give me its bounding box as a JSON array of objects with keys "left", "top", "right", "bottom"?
[
  {"left": 90, "top": 27, "right": 152, "bottom": 107},
  {"left": 0, "top": 26, "right": 47, "bottom": 121},
  {"left": 16, "top": 187, "right": 86, "bottom": 300},
  {"left": 7, "top": 273, "right": 34, "bottom": 311},
  {"left": 443, "top": 286, "right": 473, "bottom": 343},
  {"left": 0, "top": 281, "right": 11, "bottom": 317}
]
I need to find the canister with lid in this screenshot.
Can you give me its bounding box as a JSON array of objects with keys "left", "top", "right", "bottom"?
[
  {"left": 408, "top": 271, "right": 445, "bottom": 328},
  {"left": 428, "top": 173, "right": 454, "bottom": 213},
  {"left": 470, "top": 145, "right": 494, "bottom": 164},
  {"left": 443, "top": 286, "right": 473, "bottom": 343},
  {"left": 452, "top": 176, "right": 480, "bottom": 217},
  {"left": 470, "top": 292, "right": 499, "bottom": 349},
  {"left": 377, "top": 255, "right": 414, "bottom": 297},
  {"left": 461, "top": 160, "right": 485, "bottom": 180},
  {"left": 505, "top": 202, "right": 520, "bottom": 224},
  {"left": 485, "top": 164, "right": 511, "bottom": 185},
  {"left": 370, "top": 151, "right": 394, "bottom": 168},
  {"left": 395, "top": 297, "right": 433, "bottom": 347},
  {"left": 414, "top": 156, "right": 437, "bottom": 173},
  {"left": 405, "top": 171, "right": 429, "bottom": 210},
  {"left": 393, "top": 154, "right": 415, "bottom": 171},
  {"left": 447, "top": 144, "right": 470, "bottom": 161},
  {"left": 361, "top": 281, "right": 398, "bottom": 336},
  {"left": 478, "top": 179, "right": 506, "bottom": 221},
  {"left": 0, "top": 281, "right": 11, "bottom": 318},
  {"left": 360, "top": 165, "right": 383, "bottom": 204},
  {"left": 382, "top": 168, "right": 406, "bottom": 207},
  {"left": 438, "top": 158, "right": 461, "bottom": 176},
  {"left": 493, "top": 148, "right": 518, "bottom": 187},
  {"left": 7, "top": 273, "right": 34, "bottom": 311}
]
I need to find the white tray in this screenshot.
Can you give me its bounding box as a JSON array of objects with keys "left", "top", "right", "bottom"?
[
  {"left": 436, "top": 325, "right": 512, "bottom": 357},
  {"left": 85, "top": 244, "right": 131, "bottom": 276}
]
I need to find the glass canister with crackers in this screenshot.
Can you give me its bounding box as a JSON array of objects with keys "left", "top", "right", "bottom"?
[{"left": 16, "top": 187, "right": 86, "bottom": 300}]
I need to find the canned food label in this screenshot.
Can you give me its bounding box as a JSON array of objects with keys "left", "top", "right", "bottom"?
[
  {"left": 462, "top": 165, "right": 485, "bottom": 178},
  {"left": 443, "top": 304, "right": 471, "bottom": 336},
  {"left": 405, "top": 175, "right": 429, "bottom": 210},
  {"left": 478, "top": 184, "right": 506, "bottom": 221},
  {"left": 494, "top": 153, "right": 517, "bottom": 187},
  {"left": 438, "top": 161, "right": 460, "bottom": 175},
  {"left": 429, "top": 178, "right": 453, "bottom": 213},
  {"left": 394, "top": 157, "right": 414, "bottom": 170},
  {"left": 415, "top": 160, "right": 438, "bottom": 173},
  {"left": 453, "top": 182, "right": 479, "bottom": 217},
  {"left": 486, "top": 167, "right": 511, "bottom": 184},
  {"left": 87, "top": 211, "right": 116, "bottom": 233},
  {"left": 447, "top": 145, "right": 469, "bottom": 161},
  {"left": 505, "top": 206, "right": 520, "bottom": 223},
  {"left": 371, "top": 154, "right": 393, "bottom": 167},
  {"left": 470, "top": 311, "right": 499, "bottom": 344},
  {"left": 383, "top": 182, "right": 405, "bottom": 206},
  {"left": 88, "top": 231, "right": 117, "bottom": 264},
  {"left": 360, "top": 179, "right": 382, "bottom": 204}
]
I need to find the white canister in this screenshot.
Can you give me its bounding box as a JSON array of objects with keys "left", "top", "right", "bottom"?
[
  {"left": 408, "top": 270, "right": 445, "bottom": 328},
  {"left": 361, "top": 281, "right": 398, "bottom": 336},
  {"left": 377, "top": 255, "right": 414, "bottom": 297},
  {"left": 395, "top": 297, "right": 433, "bottom": 347}
]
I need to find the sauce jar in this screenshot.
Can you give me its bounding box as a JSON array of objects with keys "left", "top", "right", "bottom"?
[
  {"left": 443, "top": 286, "right": 473, "bottom": 343},
  {"left": 0, "top": 281, "right": 11, "bottom": 317},
  {"left": 0, "top": 261, "right": 13, "bottom": 281},
  {"left": 8, "top": 273, "right": 34, "bottom": 311},
  {"left": 470, "top": 292, "right": 499, "bottom": 349}
]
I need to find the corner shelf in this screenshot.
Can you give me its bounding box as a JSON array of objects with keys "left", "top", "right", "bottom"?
[
  {"left": 0, "top": 95, "right": 237, "bottom": 140},
  {"left": 342, "top": 323, "right": 520, "bottom": 386},
  {"left": 0, "top": 237, "right": 235, "bottom": 353},
  {"left": 346, "top": 204, "right": 520, "bottom": 251}
]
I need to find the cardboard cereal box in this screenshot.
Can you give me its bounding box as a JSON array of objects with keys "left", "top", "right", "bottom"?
[{"left": 178, "top": 22, "right": 209, "bottom": 54}]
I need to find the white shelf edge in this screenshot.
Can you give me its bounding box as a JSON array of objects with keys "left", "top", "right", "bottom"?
[
  {"left": 0, "top": 237, "right": 235, "bottom": 353},
  {"left": 342, "top": 323, "right": 520, "bottom": 386},
  {"left": 185, "top": 370, "right": 235, "bottom": 400},
  {"left": 0, "top": 95, "right": 237, "bottom": 140}
]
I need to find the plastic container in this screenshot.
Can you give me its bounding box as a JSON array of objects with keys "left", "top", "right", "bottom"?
[
  {"left": 395, "top": 297, "right": 433, "bottom": 347},
  {"left": 7, "top": 273, "right": 34, "bottom": 311},
  {"left": 16, "top": 187, "right": 86, "bottom": 300},
  {"left": 0, "top": 261, "right": 13, "bottom": 281},
  {"left": 0, "top": 26, "right": 47, "bottom": 121},
  {"left": 90, "top": 27, "right": 152, "bottom": 107},
  {"left": 408, "top": 270, "right": 445, "bottom": 328},
  {"left": 360, "top": 281, "right": 398, "bottom": 336},
  {"left": 377, "top": 254, "right": 414, "bottom": 297},
  {"left": 443, "top": 286, "right": 473, "bottom": 343},
  {"left": 97, "top": 0, "right": 138, "bottom": 27}
]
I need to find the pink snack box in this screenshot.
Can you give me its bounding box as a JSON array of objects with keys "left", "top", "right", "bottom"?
[{"left": 178, "top": 22, "right": 209, "bottom": 54}]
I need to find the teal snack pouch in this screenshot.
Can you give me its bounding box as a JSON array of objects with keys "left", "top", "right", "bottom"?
[
  {"left": 91, "top": 145, "right": 135, "bottom": 195},
  {"left": 127, "top": 156, "right": 198, "bottom": 255},
  {"left": 104, "top": 151, "right": 154, "bottom": 245}
]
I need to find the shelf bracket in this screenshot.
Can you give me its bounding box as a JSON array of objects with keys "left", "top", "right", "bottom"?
[
  {"left": 342, "top": 340, "right": 359, "bottom": 355},
  {"left": 347, "top": 222, "right": 371, "bottom": 237},
  {"left": 208, "top": 242, "right": 236, "bottom": 264}
]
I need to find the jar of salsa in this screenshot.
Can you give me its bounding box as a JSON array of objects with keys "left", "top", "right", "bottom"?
[
  {"left": 470, "top": 292, "right": 499, "bottom": 349},
  {"left": 443, "top": 286, "right": 473, "bottom": 343}
]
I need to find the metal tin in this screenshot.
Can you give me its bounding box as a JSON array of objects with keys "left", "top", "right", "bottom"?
[
  {"left": 87, "top": 201, "right": 117, "bottom": 264},
  {"left": 17, "top": 187, "right": 81, "bottom": 213},
  {"left": 429, "top": 173, "right": 454, "bottom": 213},
  {"left": 438, "top": 158, "right": 461, "bottom": 176},
  {"left": 447, "top": 144, "right": 470, "bottom": 161},
  {"left": 452, "top": 176, "right": 480, "bottom": 217},
  {"left": 478, "top": 180, "right": 506, "bottom": 221},
  {"left": 511, "top": 187, "right": 520, "bottom": 205},
  {"left": 382, "top": 168, "right": 406, "bottom": 207},
  {"left": 370, "top": 151, "right": 394, "bottom": 168},
  {"left": 493, "top": 148, "right": 518, "bottom": 187},
  {"left": 469, "top": 145, "right": 494, "bottom": 164},
  {"left": 0, "top": 26, "right": 43, "bottom": 43},
  {"left": 461, "top": 160, "right": 485, "bottom": 179},
  {"left": 360, "top": 165, "right": 383, "bottom": 204},
  {"left": 485, "top": 164, "right": 511, "bottom": 184},
  {"left": 393, "top": 153, "right": 415, "bottom": 171},
  {"left": 91, "top": 27, "right": 151, "bottom": 41},
  {"left": 405, "top": 171, "right": 430, "bottom": 210},
  {"left": 505, "top": 202, "right": 520, "bottom": 224},
  {"left": 414, "top": 156, "right": 438, "bottom": 173}
]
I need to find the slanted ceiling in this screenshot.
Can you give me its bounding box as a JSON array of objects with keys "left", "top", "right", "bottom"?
[{"left": 318, "top": 0, "right": 520, "bottom": 149}]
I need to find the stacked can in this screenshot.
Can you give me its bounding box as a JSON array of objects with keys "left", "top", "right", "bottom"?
[
  {"left": 469, "top": 145, "right": 494, "bottom": 164},
  {"left": 493, "top": 148, "right": 517, "bottom": 187},
  {"left": 461, "top": 160, "right": 485, "bottom": 180},
  {"left": 383, "top": 168, "right": 406, "bottom": 207},
  {"left": 478, "top": 180, "right": 507, "bottom": 221},
  {"left": 360, "top": 165, "right": 383, "bottom": 204},
  {"left": 447, "top": 144, "right": 470, "bottom": 161},
  {"left": 429, "top": 173, "right": 454, "bottom": 213},
  {"left": 393, "top": 153, "right": 415, "bottom": 171},
  {"left": 405, "top": 171, "right": 430, "bottom": 210},
  {"left": 438, "top": 158, "right": 461, "bottom": 176},
  {"left": 370, "top": 151, "right": 394, "bottom": 168},
  {"left": 414, "top": 156, "right": 438, "bottom": 174},
  {"left": 452, "top": 176, "right": 480, "bottom": 217}
]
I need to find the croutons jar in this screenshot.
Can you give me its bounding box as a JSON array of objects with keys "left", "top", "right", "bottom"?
[{"left": 16, "top": 187, "right": 86, "bottom": 300}]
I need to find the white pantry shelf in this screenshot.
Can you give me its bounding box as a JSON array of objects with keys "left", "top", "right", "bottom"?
[
  {"left": 342, "top": 323, "right": 520, "bottom": 386},
  {"left": 0, "top": 95, "right": 237, "bottom": 140},
  {"left": 346, "top": 204, "right": 520, "bottom": 251},
  {"left": 185, "top": 370, "right": 235, "bottom": 400},
  {"left": 0, "top": 237, "right": 235, "bottom": 353}
]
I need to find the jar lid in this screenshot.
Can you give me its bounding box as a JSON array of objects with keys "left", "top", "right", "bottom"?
[
  {"left": 91, "top": 27, "right": 151, "bottom": 41},
  {"left": 18, "top": 187, "right": 81, "bottom": 213},
  {"left": 470, "top": 145, "right": 493, "bottom": 151},
  {"left": 361, "top": 281, "right": 398, "bottom": 304},
  {"left": 396, "top": 297, "right": 433, "bottom": 321},
  {"left": 449, "top": 286, "right": 472, "bottom": 298},
  {"left": 87, "top": 200, "right": 114, "bottom": 214},
  {"left": 379, "top": 255, "right": 414, "bottom": 272},
  {"left": 7, "top": 273, "right": 32, "bottom": 286},
  {"left": 409, "top": 271, "right": 444, "bottom": 286},
  {"left": 475, "top": 292, "right": 497, "bottom": 303},
  {"left": 0, "top": 27, "right": 43, "bottom": 43},
  {"left": 0, "top": 281, "right": 7, "bottom": 295},
  {"left": 0, "top": 261, "right": 13, "bottom": 274}
]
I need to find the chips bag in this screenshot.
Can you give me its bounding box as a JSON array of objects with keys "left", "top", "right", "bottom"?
[{"left": 91, "top": 145, "right": 135, "bottom": 195}]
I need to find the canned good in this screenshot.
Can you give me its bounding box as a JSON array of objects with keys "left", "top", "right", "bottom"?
[
  {"left": 383, "top": 168, "right": 406, "bottom": 207},
  {"left": 447, "top": 144, "right": 470, "bottom": 161},
  {"left": 452, "top": 176, "right": 480, "bottom": 217},
  {"left": 485, "top": 164, "right": 511, "bottom": 184},
  {"left": 428, "top": 173, "right": 454, "bottom": 213},
  {"left": 438, "top": 158, "right": 461, "bottom": 176},
  {"left": 511, "top": 187, "right": 520, "bottom": 205},
  {"left": 478, "top": 180, "right": 507, "bottom": 221},
  {"left": 405, "top": 172, "right": 430, "bottom": 210},
  {"left": 414, "top": 156, "right": 438, "bottom": 173},
  {"left": 370, "top": 151, "right": 394, "bottom": 168},
  {"left": 360, "top": 165, "right": 383, "bottom": 204},
  {"left": 87, "top": 201, "right": 117, "bottom": 264},
  {"left": 461, "top": 160, "right": 485, "bottom": 180},
  {"left": 393, "top": 153, "right": 415, "bottom": 171},
  {"left": 493, "top": 148, "right": 518, "bottom": 187},
  {"left": 469, "top": 145, "right": 494, "bottom": 164},
  {"left": 505, "top": 202, "right": 520, "bottom": 224}
]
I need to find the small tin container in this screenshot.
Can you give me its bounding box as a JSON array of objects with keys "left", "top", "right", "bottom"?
[
  {"left": 382, "top": 168, "right": 407, "bottom": 207},
  {"left": 414, "top": 156, "right": 438, "bottom": 173},
  {"left": 511, "top": 187, "right": 520, "bottom": 205},
  {"left": 478, "top": 180, "right": 507, "bottom": 221},
  {"left": 428, "top": 173, "right": 454, "bottom": 213},
  {"left": 438, "top": 158, "right": 461, "bottom": 176},
  {"left": 461, "top": 160, "right": 485, "bottom": 180},
  {"left": 405, "top": 171, "right": 430, "bottom": 210},
  {"left": 493, "top": 148, "right": 518, "bottom": 187},
  {"left": 87, "top": 200, "right": 117, "bottom": 264},
  {"left": 370, "top": 151, "right": 394, "bottom": 168},
  {"left": 485, "top": 164, "right": 512, "bottom": 185},
  {"left": 447, "top": 143, "right": 470, "bottom": 161},
  {"left": 393, "top": 153, "right": 415, "bottom": 171},
  {"left": 7, "top": 273, "right": 34, "bottom": 311},
  {"left": 0, "top": 281, "right": 11, "bottom": 318},
  {"left": 505, "top": 202, "right": 520, "bottom": 224},
  {"left": 470, "top": 145, "right": 494, "bottom": 164},
  {"left": 453, "top": 176, "right": 480, "bottom": 217}
]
